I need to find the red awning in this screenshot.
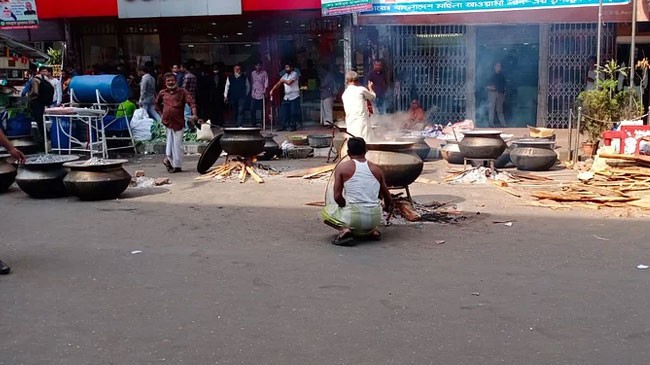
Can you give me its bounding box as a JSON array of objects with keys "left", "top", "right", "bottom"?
[
  {"left": 243, "top": 0, "right": 321, "bottom": 11},
  {"left": 38, "top": 0, "right": 118, "bottom": 19}
]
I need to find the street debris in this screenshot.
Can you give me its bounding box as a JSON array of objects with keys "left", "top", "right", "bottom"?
[
  {"left": 154, "top": 177, "right": 170, "bottom": 186},
  {"left": 472, "top": 292, "right": 480, "bottom": 296},
  {"left": 592, "top": 235, "right": 610, "bottom": 241},
  {"left": 382, "top": 198, "right": 467, "bottom": 225},
  {"left": 131, "top": 250, "right": 142, "bottom": 254},
  {"left": 636, "top": 264, "right": 649, "bottom": 270},
  {"left": 131, "top": 176, "right": 172, "bottom": 188},
  {"left": 434, "top": 240, "right": 445, "bottom": 245},
  {"left": 504, "top": 222, "right": 513, "bottom": 227},
  {"left": 445, "top": 166, "right": 516, "bottom": 184}
]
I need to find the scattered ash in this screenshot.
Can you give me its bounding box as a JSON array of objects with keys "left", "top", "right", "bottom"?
[{"left": 448, "top": 166, "right": 515, "bottom": 184}]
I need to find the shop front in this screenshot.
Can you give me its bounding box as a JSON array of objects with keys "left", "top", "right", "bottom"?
[{"left": 358, "top": 0, "right": 645, "bottom": 128}]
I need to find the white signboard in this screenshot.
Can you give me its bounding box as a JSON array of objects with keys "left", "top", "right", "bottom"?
[{"left": 118, "top": 0, "right": 242, "bottom": 19}]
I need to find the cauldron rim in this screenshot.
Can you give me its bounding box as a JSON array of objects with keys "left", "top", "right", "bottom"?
[
  {"left": 461, "top": 130, "right": 503, "bottom": 136},
  {"left": 224, "top": 127, "right": 262, "bottom": 132},
  {"left": 63, "top": 159, "right": 129, "bottom": 170},
  {"left": 18, "top": 154, "right": 79, "bottom": 167}
]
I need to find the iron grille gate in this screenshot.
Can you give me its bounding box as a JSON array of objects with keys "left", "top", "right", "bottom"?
[
  {"left": 545, "top": 23, "right": 615, "bottom": 128},
  {"left": 388, "top": 25, "right": 468, "bottom": 125}
]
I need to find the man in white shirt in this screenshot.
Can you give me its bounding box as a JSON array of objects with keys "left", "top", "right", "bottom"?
[
  {"left": 342, "top": 70, "right": 375, "bottom": 141},
  {"left": 270, "top": 62, "right": 300, "bottom": 132},
  {"left": 46, "top": 67, "right": 63, "bottom": 107}
]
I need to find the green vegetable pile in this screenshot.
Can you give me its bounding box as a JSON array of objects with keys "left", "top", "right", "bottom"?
[{"left": 150, "top": 121, "right": 198, "bottom": 142}]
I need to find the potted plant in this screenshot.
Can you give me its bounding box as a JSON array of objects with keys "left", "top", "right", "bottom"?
[{"left": 576, "top": 60, "right": 644, "bottom": 156}]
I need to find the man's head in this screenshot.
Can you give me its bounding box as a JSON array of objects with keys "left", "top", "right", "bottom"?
[
  {"left": 171, "top": 64, "right": 179, "bottom": 74},
  {"left": 373, "top": 60, "right": 383, "bottom": 72},
  {"left": 254, "top": 61, "right": 262, "bottom": 71},
  {"left": 181, "top": 62, "right": 192, "bottom": 72},
  {"left": 284, "top": 62, "right": 293, "bottom": 74},
  {"left": 494, "top": 62, "right": 502, "bottom": 73},
  {"left": 138, "top": 66, "right": 149, "bottom": 76},
  {"left": 345, "top": 70, "right": 359, "bottom": 85},
  {"left": 38, "top": 66, "right": 50, "bottom": 78},
  {"left": 233, "top": 64, "right": 241, "bottom": 75},
  {"left": 163, "top": 72, "right": 177, "bottom": 89},
  {"left": 347, "top": 137, "right": 367, "bottom": 157},
  {"left": 25, "top": 2, "right": 32, "bottom": 10},
  {"left": 409, "top": 99, "right": 420, "bottom": 110},
  {"left": 587, "top": 56, "right": 597, "bottom": 68}
]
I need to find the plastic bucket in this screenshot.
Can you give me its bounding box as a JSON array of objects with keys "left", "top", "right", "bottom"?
[{"left": 69, "top": 75, "right": 129, "bottom": 104}]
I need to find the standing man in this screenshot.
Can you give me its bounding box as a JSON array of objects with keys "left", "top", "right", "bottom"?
[
  {"left": 46, "top": 67, "right": 62, "bottom": 107},
  {"left": 322, "top": 137, "right": 393, "bottom": 246},
  {"left": 270, "top": 62, "right": 300, "bottom": 132},
  {"left": 486, "top": 61, "right": 507, "bottom": 128},
  {"left": 342, "top": 70, "right": 376, "bottom": 142},
  {"left": 155, "top": 73, "right": 197, "bottom": 173},
  {"left": 366, "top": 59, "right": 388, "bottom": 115},
  {"left": 320, "top": 64, "right": 339, "bottom": 126},
  {"left": 224, "top": 64, "right": 250, "bottom": 127},
  {"left": 138, "top": 65, "right": 161, "bottom": 122},
  {"left": 0, "top": 127, "right": 26, "bottom": 274},
  {"left": 172, "top": 64, "right": 184, "bottom": 88},
  {"left": 209, "top": 63, "right": 226, "bottom": 126},
  {"left": 29, "top": 66, "right": 55, "bottom": 143},
  {"left": 249, "top": 61, "right": 268, "bottom": 127}
]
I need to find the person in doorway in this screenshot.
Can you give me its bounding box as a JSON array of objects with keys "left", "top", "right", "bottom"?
[
  {"left": 155, "top": 72, "right": 197, "bottom": 173},
  {"left": 172, "top": 64, "right": 184, "bottom": 88},
  {"left": 403, "top": 99, "right": 426, "bottom": 130},
  {"left": 61, "top": 69, "right": 71, "bottom": 104},
  {"left": 366, "top": 59, "right": 388, "bottom": 115},
  {"left": 209, "top": 63, "right": 226, "bottom": 126},
  {"left": 249, "top": 61, "right": 268, "bottom": 127},
  {"left": 486, "top": 61, "right": 506, "bottom": 128},
  {"left": 29, "top": 66, "right": 55, "bottom": 143},
  {"left": 342, "top": 70, "right": 376, "bottom": 142},
  {"left": 0, "top": 127, "right": 25, "bottom": 274},
  {"left": 270, "top": 62, "right": 300, "bottom": 131},
  {"left": 320, "top": 64, "right": 339, "bottom": 126},
  {"left": 180, "top": 62, "right": 197, "bottom": 101},
  {"left": 322, "top": 137, "right": 393, "bottom": 246},
  {"left": 585, "top": 56, "right": 597, "bottom": 91},
  {"left": 224, "top": 64, "right": 250, "bottom": 127},
  {"left": 138, "top": 65, "right": 161, "bottom": 122}
]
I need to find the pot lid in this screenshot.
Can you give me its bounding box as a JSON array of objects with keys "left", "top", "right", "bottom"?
[
  {"left": 197, "top": 134, "right": 223, "bottom": 174},
  {"left": 224, "top": 127, "right": 261, "bottom": 131},
  {"left": 461, "top": 130, "right": 503, "bottom": 135}
]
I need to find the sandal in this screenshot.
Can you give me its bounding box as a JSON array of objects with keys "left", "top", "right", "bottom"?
[
  {"left": 368, "top": 230, "right": 382, "bottom": 241},
  {"left": 162, "top": 158, "right": 174, "bottom": 173},
  {"left": 331, "top": 230, "right": 354, "bottom": 246}
]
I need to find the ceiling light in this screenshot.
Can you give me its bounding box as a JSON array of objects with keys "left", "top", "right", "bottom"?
[
  {"left": 188, "top": 44, "right": 195, "bottom": 48},
  {"left": 237, "top": 32, "right": 243, "bottom": 36}
]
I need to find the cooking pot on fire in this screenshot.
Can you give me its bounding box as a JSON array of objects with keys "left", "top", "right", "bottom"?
[
  {"left": 220, "top": 128, "right": 265, "bottom": 157},
  {"left": 365, "top": 142, "right": 423, "bottom": 187}
]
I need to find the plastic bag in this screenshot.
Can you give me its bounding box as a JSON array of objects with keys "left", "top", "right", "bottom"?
[
  {"left": 130, "top": 108, "right": 153, "bottom": 141},
  {"left": 196, "top": 120, "right": 214, "bottom": 141}
]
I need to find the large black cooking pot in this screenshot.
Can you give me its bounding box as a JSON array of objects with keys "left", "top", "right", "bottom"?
[
  {"left": 365, "top": 142, "right": 423, "bottom": 187},
  {"left": 397, "top": 136, "right": 431, "bottom": 160},
  {"left": 459, "top": 130, "right": 507, "bottom": 160},
  {"left": 510, "top": 139, "right": 557, "bottom": 171},
  {"left": 220, "top": 128, "right": 265, "bottom": 157},
  {"left": 15, "top": 155, "right": 79, "bottom": 198},
  {"left": 258, "top": 133, "right": 280, "bottom": 161},
  {"left": 63, "top": 159, "right": 132, "bottom": 201},
  {"left": 0, "top": 154, "right": 16, "bottom": 193}
]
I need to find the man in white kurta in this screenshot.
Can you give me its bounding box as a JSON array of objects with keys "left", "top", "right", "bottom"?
[{"left": 342, "top": 70, "right": 376, "bottom": 141}]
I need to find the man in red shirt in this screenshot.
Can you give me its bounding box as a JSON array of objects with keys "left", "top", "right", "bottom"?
[{"left": 155, "top": 73, "right": 197, "bottom": 173}]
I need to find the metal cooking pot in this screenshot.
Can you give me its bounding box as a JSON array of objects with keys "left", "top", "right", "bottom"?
[
  {"left": 15, "top": 155, "right": 79, "bottom": 198},
  {"left": 397, "top": 136, "right": 431, "bottom": 161},
  {"left": 258, "top": 133, "right": 280, "bottom": 161},
  {"left": 220, "top": 127, "right": 265, "bottom": 157},
  {"left": 459, "top": 130, "right": 507, "bottom": 160},
  {"left": 0, "top": 154, "right": 16, "bottom": 193},
  {"left": 63, "top": 159, "right": 132, "bottom": 201},
  {"left": 366, "top": 142, "right": 423, "bottom": 187},
  {"left": 440, "top": 140, "right": 464, "bottom": 165},
  {"left": 510, "top": 139, "right": 557, "bottom": 171}
]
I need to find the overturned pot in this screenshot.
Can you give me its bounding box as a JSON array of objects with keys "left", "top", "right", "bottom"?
[
  {"left": 15, "top": 154, "right": 79, "bottom": 199},
  {"left": 510, "top": 139, "right": 557, "bottom": 171},
  {"left": 459, "top": 130, "right": 507, "bottom": 160},
  {"left": 220, "top": 127, "right": 265, "bottom": 158},
  {"left": 366, "top": 142, "right": 424, "bottom": 187},
  {"left": 63, "top": 159, "right": 132, "bottom": 201},
  {"left": 0, "top": 154, "right": 17, "bottom": 193}
]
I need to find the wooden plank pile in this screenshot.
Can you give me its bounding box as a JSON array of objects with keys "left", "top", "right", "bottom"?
[
  {"left": 528, "top": 153, "right": 650, "bottom": 209},
  {"left": 285, "top": 164, "right": 336, "bottom": 180}
]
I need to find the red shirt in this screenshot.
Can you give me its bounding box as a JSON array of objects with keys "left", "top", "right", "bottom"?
[{"left": 155, "top": 87, "right": 195, "bottom": 131}]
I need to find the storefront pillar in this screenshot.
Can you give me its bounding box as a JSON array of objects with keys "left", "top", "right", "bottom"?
[{"left": 343, "top": 15, "right": 353, "bottom": 71}]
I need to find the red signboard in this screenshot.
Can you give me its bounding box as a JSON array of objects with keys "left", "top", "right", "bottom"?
[
  {"left": 37, "top": 0, "right": 118, "bottom": 19},
  {"left": 243, "top": 0, "right": 321, "bottom": 11}
]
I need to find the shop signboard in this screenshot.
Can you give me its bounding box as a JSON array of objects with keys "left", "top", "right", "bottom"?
[
  {"left": 366, "top": 0, "right": 629, "bottom": 14},
  {"left": 321, "top": 0, "right": 373, "bottom": 15},
  {"left": 118, "top": 0, "right": 242, "bottom": 19},
  {"left": 0, "top": 0, "right": 38, "bottom": 30}
]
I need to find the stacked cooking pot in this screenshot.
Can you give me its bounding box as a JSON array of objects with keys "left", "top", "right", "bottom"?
[{"left": 5, "top": 155, "right": 132, "bottom": 200}]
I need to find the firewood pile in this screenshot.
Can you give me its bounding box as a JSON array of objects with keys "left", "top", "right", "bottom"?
[
  {"left": 195, "top": 157, "right": 279, "bottom": 184},
  {"left": 526, "top": 153, "right": 650, "bottom": 210},
  {"left": 285, "top": 164, "right": 336, "bottom": 180},
  {"left": 388, "top": 195, "right": 467, "bottom": 224}
]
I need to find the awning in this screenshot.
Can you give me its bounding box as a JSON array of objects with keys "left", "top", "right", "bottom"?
[{"left": 0, "top": 33, "right": 50, "bottom": 60}]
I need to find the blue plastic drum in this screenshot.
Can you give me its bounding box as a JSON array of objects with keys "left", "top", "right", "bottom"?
[{"left": 69, "top": 75, "right": 129, "bottom": 104}]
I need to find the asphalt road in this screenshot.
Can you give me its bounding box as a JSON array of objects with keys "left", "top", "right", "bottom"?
[{"left": 1, "top": 156, "right": 649, "bottom": 365}]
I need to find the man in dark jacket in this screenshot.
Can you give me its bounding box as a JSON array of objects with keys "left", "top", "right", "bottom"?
[{"left": 224, "top": 64, "right": 250, "bottom": 127}]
